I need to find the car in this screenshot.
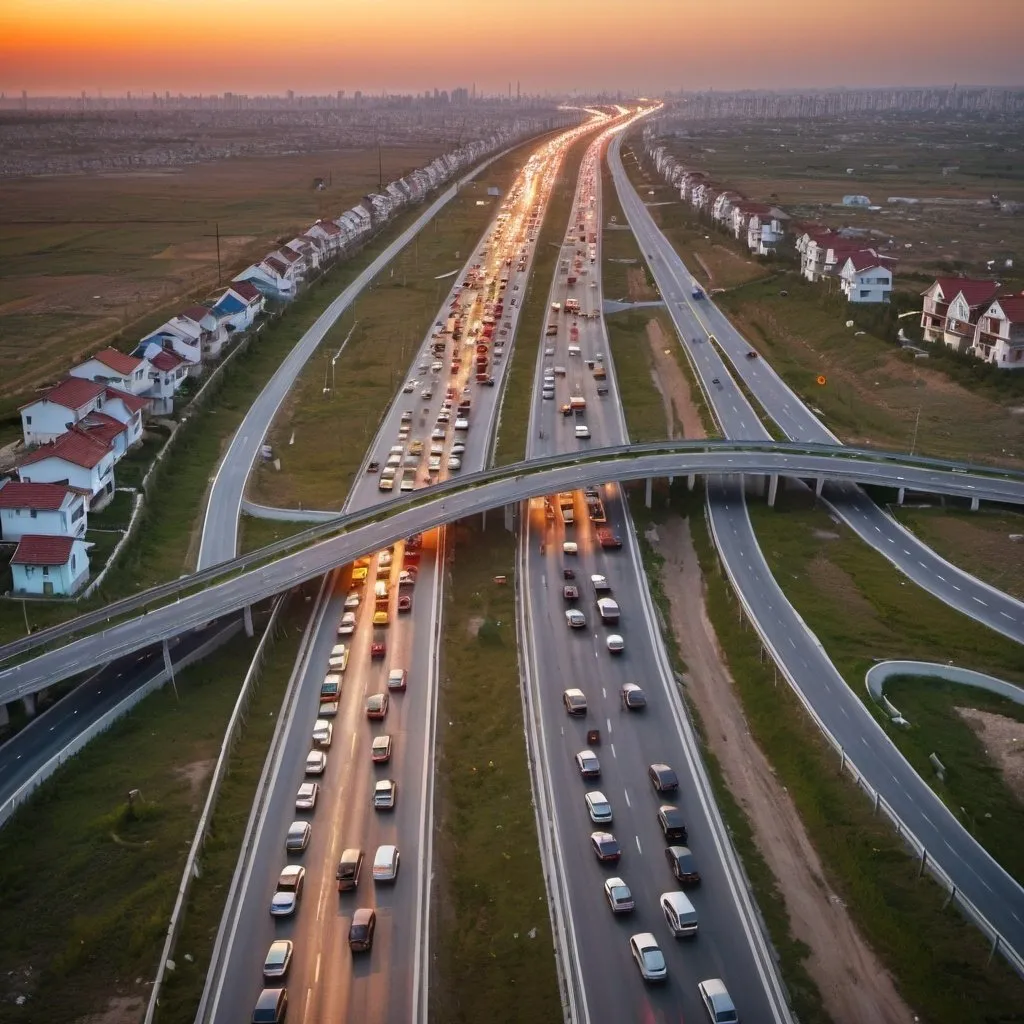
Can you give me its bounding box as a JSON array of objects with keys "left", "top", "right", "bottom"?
[
  {"left": 262, "top": 939, "right": 293, "bottom": 979},
  {"left": 320, "top": 675, "right": 340, "bottom": 702},
  {"left": 746, "top": 350, "right": 758, "bottom": 359},
  {"left": 338, "top": 611, "right": 357, "bottom": 635},
  {"left": 436, "top": 410, "right": 450, "bottom": 424},
  {"left": 403, "top": 380, "right": 416, "bottom": 393},
  {"left": 630, "top": 932, "right": 667, "bottom": 982},
  {"left": 562, "top": 688, "right": 587, "bottom": 715},
  {"left": 319, "top": 700, "right": 339, "bottom": 718},
  {"left": 371, "top": 735, "right": 393, "bottom": 763},
  {"left": 370, "top": 638, "right": 386, "bottom": 659},
  {"left": 295, "top": 782, "right": 319, "bottom": 811},
  {"left": 377, "top": 549, "right": 393, "bottom": 569},
  {"left": 373, "top": 844, "right": 400, "bottom": 882},
  {"left": 398, "top": 569, "right": 416, "bottom": 587},
  {"left": 711, "top": 377, "right": 720, "bottom": 385},
  {"left": 447, "top": 455, "right": 462, "bottom": 471},
  {"left": 585, "top": 791, "right": 613, "bottom": 824},
  {"left": 575, "top": 749, "right": 601, "bottom": 778},
  {"left": 649, "top": 763, "right": 679, "bottom": 792},
  {"left": 312, "top": 719, "right": 333, "bottom": 748},
  {"left": 565, "top": 608, "right": 586, "bottom": 629},
  {"left": 421, "top": 388, "right": 433, "bottom": 400},
  {"left": 658, "top": 804, "right": 688, "bottom": 842},
  {"left": 563, "top": 567, "right": 576, "bottom": 580},
  {"left": 398, "top": 594, "right": 413, "bottom": 613},
  {"left": 603, "top": 877, "right": 635, "bottom": 913},
  {"left": 430, "top": 427, "right": 446, "bottom": 441},
  {"left": 590, "top": 831, "right": 621, "bottom": 863},
  {"left": 305, "top": 750, "right": 327, "bottom": 776},
  {"left": 366, "top": 692, "right": 389, "bottom": 719},
  {"left": 590, "top": 573, "right": 611, "bottom": 592},
  {"left": 251, "top": 987, "right": 288, "bottom": 1023},
  {"left": 328, "top": 644, "right": 349, "bottom": 672},
  {"left": 373, "top": 779, "right": 397, "bottom": 810},
  {"left": 285, "top": 820, "right": 312, "bottom": 852},
  {"left": 349, "top": 907, "right": 377, "bottom": 952},
  {"left": 545, "top": 346, "right": 555, "bottom": 356},
  {"left": 666, "top": 845, "right": 702, "bottom": 887},
  {"left": 367, "top": 460, "right": 380, "bottom": 473},
  {"left": 596, "top": 527, "right": 622, "bottom": 549},
  {"left": 451, "top": 441, "right": 466, "bottom": 455},
  {"left": 387, "top": 668, "right": 407, "bottom": 691},
  {"left": 698, "top": 978, "right": 739, "bottom": 1023},
  {"left": 270, "top": 865, "right": 305, "bottom": 916},
  {"left": 562, "top": 541, "right": 578, "bottom": 555},
  {"left": 344, "top": 591, "right": 361, "bottom": 609},
  {"left": 606, "top": 634, "right": 625, "bottom": 654},
  {"left": 562, "top": 584, "right": 579, "bottom": 601},
  {"left": 621, "top": 683, "right": 647, "bottom": 710},
  {"left": 351, "top": 565, "right": 369, "bottom": 585}
]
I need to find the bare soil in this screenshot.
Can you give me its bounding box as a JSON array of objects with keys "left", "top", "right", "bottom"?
[
  {"left": 651, "top": 517, "right": 915, "bottom": 1024},
  {"left": 645, "top": 319, "right": 706, "bottom": 439},
  {"left": 173, "top": 758, "right": 216, "bottom": 811},
  {"left": 956, "top": 707, "right": 1024, "bottom": 803},
  {"left": 626, "top": 267, "right": 656, "bottom": 302},
  {"left": 74, "top": 995, "right": 145, "bottom": 1024}
]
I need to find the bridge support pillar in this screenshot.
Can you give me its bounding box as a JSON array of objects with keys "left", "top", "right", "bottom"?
[
  {"left": 0, "top": 702, "right": 8, "bottom": 727},
  {"left": 815, "top": 476, "right": 824, "bottom": 498},
  {"left": 243, "top": 604, "right": 255, "bottom": 638},
  {"left": 504, "top": 503, "right": 515, "bottom": 533},
  {"left": 644, "top": 477, "right": 653, "bottom": 509},
  {"left": 481, "top": 508, "right": 487, "bottom": 531},
  {"left": 970, "top": 496, "right": 980, "bottom": 511},
  {"left": 162, "top": 638, "right": 179, "bottom": 700},
  {"left": 897, "top": 486, "right": 906, "bottom": 505},
  {"left": 21, "top": 692, "right": 37, "bottom": 718},
  {"left": 767, "top": 474, "right": 779, "bottom": 509},
  {"left": 687, "top": 473, "right": 696, "bottom": 492}
]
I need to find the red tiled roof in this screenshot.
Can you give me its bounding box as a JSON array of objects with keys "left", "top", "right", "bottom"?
[
  {"left": 78, "top": 411, "right": 126, "bottom": 447},
  {"left": 149, "top": 349, "right": 184, "bottom": 372},
  {"left": 230, "top": 281, "right": 261, "bottom": 302},
  {"left": 104, "top": 386, "right": 149, "bottom": 413},
  {"left": 844, "top": 250, "right": 887, "bottom": 272},
  {"left": 263, "top": 255, "right": 289, "bottom": 275},
  {"left": 20, "top": 426, "right": 112, "bottom": 470},
  {"left": 995, "top": 295, "right": 1024, "bottom": 324},
  {"left": 277, "top": 248, "right": 300, "bottom": 264},
  {"left": 930, "top": 278, "right": 1001, "bottom": 308},
  {"left": 11, "top": 534, "right": 75, "bottom": 566},
  {"left": 20, "top": 376, "right": 105, "bottom": 413},
  {"left": 181, "top": 305, "right": 211, "bottom": 324},
  {"left": 90, "top": 347, "right": 142, "bottom": 376},
  {"left": 316, "top": 220, "right": 341, "bottom": 235},
  {"left": 0, "top": 481, "right": 74, "bottom": 511}
]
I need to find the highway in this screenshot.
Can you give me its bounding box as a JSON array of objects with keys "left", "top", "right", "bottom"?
[
  {"left": 205, "top": 117, "right": 608, "bottom": 1024},
  {"left": 609, "top": 137, "right": 1024, "bottom": 643},
  {"left": 517, "top": 126, "right": 789, "bottom": 1021},
  {"left": 606, "top": 135, "right": 1024, "bottom": 964}
]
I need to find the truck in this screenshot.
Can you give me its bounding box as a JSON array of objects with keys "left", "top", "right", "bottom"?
[
  {"left": 593, "top": 364, "right": 607, "bottom": 380},
  {"left": 565, "top": 298, "right": 580, "bottom": 314},
  {"left": 557, "top": 491, "right": 575, "bottom": 526},
  {"left": 583, "top": 486, "right": 606, "bottom": 523},
  {"left": 596, "top": 527, "right": 622, "bottom": 549}
]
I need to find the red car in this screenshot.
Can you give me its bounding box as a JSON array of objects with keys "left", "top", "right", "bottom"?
[
  {"left": 398, "top": 594, "right": 413, "bottom": 614},
  {"left": 370, "top": 638, "right": 386, "bottom": 659}
]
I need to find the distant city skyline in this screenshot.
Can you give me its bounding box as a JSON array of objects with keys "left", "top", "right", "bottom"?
[{"left": 2, "top": 0, "right": 1022, "bottom": 96}]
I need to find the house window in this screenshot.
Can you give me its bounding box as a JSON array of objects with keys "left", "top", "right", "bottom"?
[
  {"left": 43, "top": 566, "right": 50, "bottom": 577},
  {"left": 860, "top": 290, "right": 871, "bottom": 299},
  {"left": 25, "top": 415, "right": 32, "bottom": 425},
  {"left": 990, "top": 317, "right": 1001, "bottom": 334},
  {"left": 70, "top": 554, "right": 76, "bottom": 570},
  {"left": 30, "top": 509, "right": 37, "bottom": 518}
]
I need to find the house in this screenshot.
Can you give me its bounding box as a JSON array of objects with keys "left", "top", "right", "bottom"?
[
  {"left": 803, "top": 237, "right": 867, "bottom": 282},
  {"left": 100, "top": 388, "right": 148, "bottom": 447},
  {"left": 211, "top": 281, "right": 264, "bottom": 332},
  {"left": 10, "top": 534, "right": 91, "bottom": 596},
  {"left": 69, "top": 347, "right": 151, "bottom": 397},
  {"left": 144, "top": 349, "right": 187, "bottom": 415},
  {"left": 745, "top": 207, "right": 787, "bottom": 256},
  {"left": 135, "top": 318, "right": 203, "bottom": 374},
  {"left": 20, "top": 377, "right": 107, "bottom": 447},
  {"left": 839, "top": 251, "right": 894, "bottom": 303},
  {"left": 0, "top": 481, "right": 88, "bottom": 542},
  {"left": 78, "top": 410, "right": 129, "bottom": 462},
  {"left": 972, "top": 295, "right": 1024, "bottom": 369},
  {"left": 179, "top": 305, "right": 227, "bottom": 360},
  {"left": 18, "top": 426, "right": 115, "bottom": 510},
  {"left": 306, "top": 219, "right": 343, "bottom": 257},
  {"left": 276, "top": 245, "right": 307, "bottom": 280},
  {"left": 920, "top": 278, "right": 1001, "bottom": 352},
  {"left": 712, "top": 191, "right": 741, "bottom": 228}
]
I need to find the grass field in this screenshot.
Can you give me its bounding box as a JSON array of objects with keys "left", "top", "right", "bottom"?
[
  {"left": 0, "top": 626, "right": 264, "bottom": 1021},
  {"left": 494, "top": 130, "right": 600, "bottom": 465},
  {"left": 894, "top": 506, "right": 1024, "bottom": 600},
  {"left": 238, "top": 513, "right": 315, "bottom": 554},
  {"left": 0, "top": 145, "right": 446, "bottom": 416},
  {"left": 607, "top": 309, "right": 675, "bottom": 442},
  {"left": 247, "top": 135, "right": 552, "bottom": 509},
  {"left": 644, "top": 482, "right": 1024, "bottom": 1023},
  {"left": 747, "top": 491, "right": 1024, "bottom": 881},
  {"left": 431, "top": 517, "right": 560, "bottom": 1024}
]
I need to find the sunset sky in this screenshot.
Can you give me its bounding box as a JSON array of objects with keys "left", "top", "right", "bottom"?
[{"left": 2, "top": 0, "right": 1021, "bottom": 96}]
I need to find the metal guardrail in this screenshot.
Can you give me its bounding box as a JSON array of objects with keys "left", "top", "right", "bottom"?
[
  {"left": 705, "top": 506, "right": 1024, "bottom": 981},
  {"left": 0, "top": 620, "right": 242, "bottom": 830},
  {"left": 144, "top": 596, "right": 287, "bottom": 1023}
]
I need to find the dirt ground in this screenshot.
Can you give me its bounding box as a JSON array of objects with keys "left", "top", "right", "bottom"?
[
  {"left": 650, "top": 517, "right": 915, "bottom": 1024},
  {"left": 956, "top": 707, "right": 1024, "bottom": 802},
  {"left": 626, "top": 267, "right": 657, "bottom": 301},
  {"left": 75, "top": 995, "right": 145, "bottom": 1024},
  {"left": 645, "top": 318, "right": 706, "bottom": 439}
]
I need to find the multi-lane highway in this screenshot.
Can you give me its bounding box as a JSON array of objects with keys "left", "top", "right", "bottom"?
[
  {"left": 609, "top": 137, "right": 1024, "bottom": 643},
  {"left": 205, "top": 116, "right": 611, "bottom": 1024},
  {"left": 606, "top": 134, "right": 1024, "bottom": 965},
  {"left": 517, "top": 125, "right": 789, "bottom": 1022}
]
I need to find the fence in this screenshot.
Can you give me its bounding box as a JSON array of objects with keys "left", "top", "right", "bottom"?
[
  {"left": 0, "top": 618, "right": 242, "bottom": 829},
  {"left": 705, "top": 505, "right": 1024, "bottom": 982},
  {"left": 144, "top": 594, "right": 288, "bottom": 1023}
]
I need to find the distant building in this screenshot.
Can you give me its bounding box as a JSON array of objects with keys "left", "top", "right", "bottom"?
[{"left": 842, "top": 195, "right": 871, "bottom": 206}]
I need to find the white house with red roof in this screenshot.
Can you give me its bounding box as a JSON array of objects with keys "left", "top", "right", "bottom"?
[
  {"left": 275, "top": 246, "right": 307, "bottom": 281},
  {"left": 135, "top": 318, "right": 202, "bottom": 376},
  {"left": 178, "top": 304, "right": 227, "bottom": 360},
  {"left": 285, "top": 237, "right": 320, "bottom": 272},
  {"left": 20, "top": 377, "right": 107, "bottom": 447},
  {"left": 234, "top": 255, "right": 297, "bottom": 299},
  {"left": 839, "top": 250, "right": 895, "bottom": 303},
  {"left": 78, "top": 410, "right": 129, "bottom": 461},
  {"left": 10, "top": 534, "right": 91, "bottom": 596},
  {"left": 972, "top": 295, "right": 1024, "bottom": 369},
  {"left": 0, "top": 481, "right": 88, "bottom": 543},
  {"left": 18, "top": 426, "right": 115, "bottom": 510},
  {"left": 69, "top": 347, "right": 151, "bottom": 397},
  {"left": 143, "top": 349, "right": 188, "bottom": 415},
  {"left": 920, "top": 278, "right": 1002, "bottom": 353},
  {"left": 101, "top": 387, "right": 148, "bottom": 445},
  {"left": 307, "top": 219, "right": 343, "bottom": 257},
  {"left": 210, "top": 281, "right": 264, "bottom": 332}
]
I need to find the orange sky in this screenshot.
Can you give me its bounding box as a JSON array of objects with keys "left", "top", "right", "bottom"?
[{"left": 2, "top": 0, "right": 1021, "bottom": 95}]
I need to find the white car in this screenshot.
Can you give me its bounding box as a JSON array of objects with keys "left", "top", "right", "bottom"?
[
  {"left": 448, "top": 455, "right": 462, "bottom": 471},
  {"left": 565, "top": 608, "right": 586, "bottom": 629},
  {"left": 373, "top": 844, "right": 400, "bottom": 883},
  {"left": 319, "top": 700, "right": 339, "bottom": 718},
  {"left": 328, "top": 644, "right": 349, "bottom": 672},
  {"left": 344, "top": 591, "right": 361, "bottom": 609},
  {"left": 403, "top": 381, "right": 416, "bottom": 393},
  {"left": 431, "top": 427, "right": 446, "bottom": 441},
  {"left": 562, "top": 541, "right": 578, "bottom": 555},
  {"left": 604, "top": 877, "right": 635, "bottom": 913},
  {"left": 585, "top": 791, "right": 613, "bottom": 824},
  {"left": 305, "top": 750, "right": 327, "bottom": 775},
  {"left": 451, "top": 441, "right": 466, "bottom": 455},
  {"left": 591, "top": 574, "right": 611, "bottom": 593},
  {"left": 630, "top": 933, "right": 667, "bottom": 982},
  {"left": 312, "top": 719, "right": 333, "bottom": 748},
  {"left": 606, "top": 634, "right": 625, "bottom": 654},
  {"left": 453, "top": 418, "right": 469, "bottom": 431},
  {"left": 295, "top": 782, "right": 318, "bottom": 811},
  {"left": 338, "top": 611, "right": 357, "bottom": 635},
  {"left": 421, "top": 387, "right": 433, "bottom": 400},
  {"left": 373, "top": 779, "right": 397, "bottom": 810},
  {"left": 285, "top": 820, "right": 312, "bottom": 852},
  {"left": 575, "top": 750, "right": 601, "bottom": 778}
]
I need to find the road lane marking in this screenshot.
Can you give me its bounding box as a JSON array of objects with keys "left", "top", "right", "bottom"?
[
  {"left": 623, "top": 789, "right": 631, "bottom": 807},
  {"left": 610, "top": 743, "right": 616, "bottom": 759},
  {"left": 635, "top": 836, "right": 642, "bottom": 855},
  {"left": 972, "top": 596, "right": 987, "bottom": 606},
  {"left": 606, "top": 718, "right": 612, "bottom": 734},
  {"left": 315, "top": 953, "right": 321, "bottom": 984}
]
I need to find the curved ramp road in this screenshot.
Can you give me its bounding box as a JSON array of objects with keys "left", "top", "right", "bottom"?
[
  {"left": 608, "top": 134, "right": 1024, "bottom": 644},
  {"left": 865, "top": 660, "right": 1024, "bottom": 708}
]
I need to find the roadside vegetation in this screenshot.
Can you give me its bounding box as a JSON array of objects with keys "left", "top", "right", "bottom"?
[
  {"left": 606, "top": 309, "right": 677, "bottom": 442},
  {"left": 432, "top": 517, "right": 560, "bottom": 1024},
  {"left": 633, "top": 481, "right": 1024, "bottom": 1023},
  {"left": 494, "top": 129, "right": 601, "bottom": 465},
  {"left": 238, "top": 513, "right": 315, "bottom": 554}
]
